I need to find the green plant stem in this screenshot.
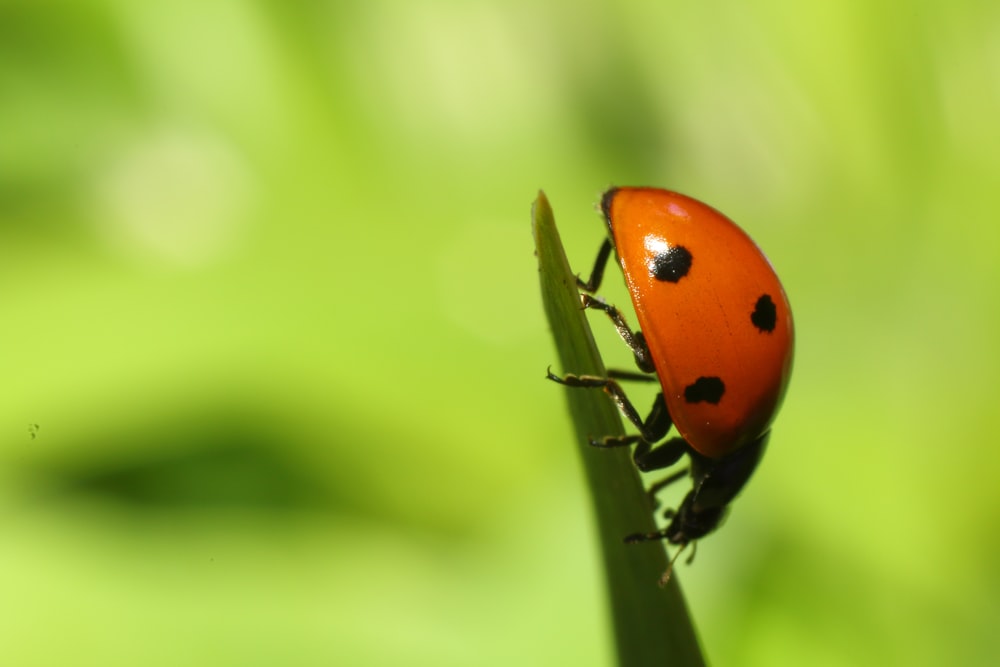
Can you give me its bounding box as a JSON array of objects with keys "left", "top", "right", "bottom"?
[{"left": 532, "top": 191, "right": 705, "bottom": 667}]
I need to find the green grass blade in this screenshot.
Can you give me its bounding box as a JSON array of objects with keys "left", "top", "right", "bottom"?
[{"left": 532, "top": 191, "right": 706, "bottom": 667}]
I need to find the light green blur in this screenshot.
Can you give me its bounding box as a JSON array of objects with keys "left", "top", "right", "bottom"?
[{"left": 2, "top": 1, "right": 999, "bottom": 665}]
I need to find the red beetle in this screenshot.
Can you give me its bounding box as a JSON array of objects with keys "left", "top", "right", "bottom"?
[{"left": 550, "top": 187, "right": 794, "bottom": 576}]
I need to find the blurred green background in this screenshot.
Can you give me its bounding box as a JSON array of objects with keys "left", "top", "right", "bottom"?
[{"left": 3, "top": 0, "right": 999, "bottom": 664}]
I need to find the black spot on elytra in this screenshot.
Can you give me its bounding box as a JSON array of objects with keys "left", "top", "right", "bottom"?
[
  {"left": 751, "top": 294, "right": 777, "bottom": 332},
  {"left": 684, "top": 376, "right": 725, "bottom": 404},
  {"left": 649, "top": 245, "right": 692, "bottom": 282}
]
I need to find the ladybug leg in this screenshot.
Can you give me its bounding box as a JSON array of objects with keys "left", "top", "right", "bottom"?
[
  {"left": 648, "top": 467, "right": 689, "bottom": 497},
  {"left": 580, "top": 294, "right": 655, "bottom": 372},
  {"left": 612, "top": 393, "right": 685, "bottom": 474},
  {"left": 592, "top": 392, "right": 674, "bottom": 453},
  {"left": 576, "top": 238, "right": 614, "bottom": 292},
  {"left": 633, "top": 436, "right": 686, "bottom": 473},
  {"left": 623, "top": 527, "right": 674, "bottom": 545},
  {"left": 645, "top": 465, "right": 690, "bottom": 510},
  {"left": 606, "top": 369, "right": 658, "bottom": 382},
  {"left": 546, "top": 370, "right": 666, "bottom": 443},
  {"left": 593, "top": 368, "right": 661, "bottom": 445}
]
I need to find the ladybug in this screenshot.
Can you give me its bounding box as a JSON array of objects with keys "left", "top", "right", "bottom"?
[{"left": 549, "top": 186, "right": 794, "bottom": 578}]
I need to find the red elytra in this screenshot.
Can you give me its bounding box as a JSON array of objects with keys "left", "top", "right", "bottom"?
[{"left": 601, "top": 187, "right": 794, "bottom": 459}]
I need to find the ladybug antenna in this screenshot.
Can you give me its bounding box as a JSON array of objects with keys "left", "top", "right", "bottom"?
[{"left": 658, "top": 542, "right": 689, "bottom": 587}]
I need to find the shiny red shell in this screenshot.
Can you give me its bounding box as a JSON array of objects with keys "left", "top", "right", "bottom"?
[{"left": 602, "top": 187, "right": 794, "bottom": 459}]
